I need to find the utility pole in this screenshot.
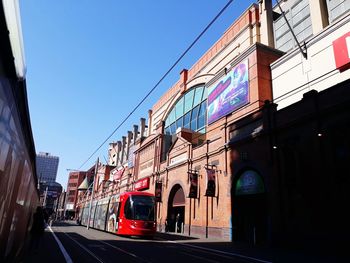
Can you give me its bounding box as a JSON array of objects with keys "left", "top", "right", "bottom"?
[
  {"left": 43, "top": 186, "right": 48, "bottom": 207},
  {"left": 87, "top": 157, "right": 99, "bottom": 230}
]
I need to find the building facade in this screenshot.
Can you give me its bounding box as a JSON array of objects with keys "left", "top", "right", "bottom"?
[
  {"left": 76, "top": 0, "right": 350, "bottom": 247},
  {"left": 78, "top": 1, "right": 281, "bottom": 240},
  {"left": 65, "top": 170, "right": 88, "bottom": 218},
  {"left": 36, "top": 152, "right": 59, "bottom": 183},
  {"left": 228, "top": 0, "right": 350, "bottom": 246}
]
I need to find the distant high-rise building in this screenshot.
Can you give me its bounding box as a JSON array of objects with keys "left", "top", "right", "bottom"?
[{"left": 36, "top": 152, "right": 59, "bottom": 182}]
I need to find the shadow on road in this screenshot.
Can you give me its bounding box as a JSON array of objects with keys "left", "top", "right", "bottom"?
[{"left": 28, "top": 221, "right": 347, "bottom": 263}]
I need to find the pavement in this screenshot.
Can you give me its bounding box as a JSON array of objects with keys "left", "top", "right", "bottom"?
[
  {"left": 22, "top": 225, "right": 67, "bottom": 263},
  {"left": 20, "top": 221, "right": 348, "bottom": 263}
]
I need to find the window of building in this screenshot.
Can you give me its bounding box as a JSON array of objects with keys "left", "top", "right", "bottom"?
[
  {"left": 164, "top": 85, "right": 207, "bottom": 136},
  {"left": 70, "top": 174, "right": 78, "bottom": 179},
  {"left": 326, "top": 0, "right": 350, "bottom": 23},
  {"left": 273, "top": 0, "right": 313, "bottom": 52}
]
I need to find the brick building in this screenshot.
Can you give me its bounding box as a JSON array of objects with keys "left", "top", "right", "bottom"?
[
  {"left": 77, "top": 0, "right": 350, "bottom": 247},
  {"left": 66, "top": 171, "right": 85, "bottom": 218},
  {"left": 78, "top": 1, "right": 282, "bottom": 240},
  {"left": 228, "top": 0, "right": 350, "bottom": 246}
]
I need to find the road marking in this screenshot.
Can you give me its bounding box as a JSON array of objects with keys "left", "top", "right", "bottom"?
[
  {"left": 167, "top": 241, "right": 273, "bottom": 263},
  {"left": 48, "top": 226, "right": 73, "bottom": 263},
  {"left": 76, "top": 226, "right": 151, "bottom": 262},
  {"left": 98, "top": 240, "right": 152, "bottom": 263},
  {"left": 180, "top": 251, "right": 220, "bottom": 263},
  {"left": 181, "top": 245, "right": 240, "bottom": 260},
  {"left": 62, "top": 232, "right": 105, "bottom": 263}
]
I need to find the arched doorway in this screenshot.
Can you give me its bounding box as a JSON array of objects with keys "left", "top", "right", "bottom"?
[
  {"left": 232, "top": 170, "right": 267, "bottom": 245},
  {"left": 167, "top": 184, "right": 185, "bottom": 233}
]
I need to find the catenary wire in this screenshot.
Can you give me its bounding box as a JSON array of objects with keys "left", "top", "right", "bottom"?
[
  {"left": 102, "top": 66, "right": 342, "bottom": 171},
  {"left": 78, "top": 0, "right": 235, "bottom": 170},
  {"left": 79, "top": 1, "right": 338, "bottom": 171}
]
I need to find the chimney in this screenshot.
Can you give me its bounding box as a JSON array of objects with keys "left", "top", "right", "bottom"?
[
  {"left": 133, "top": 125, "right": 139, "bottom": 143},
  {"left": 121, "top": 136, "right": 126, "bottom": 164},
  {"left": 108, "top": 142, "right": 117, "bottom": 165},
  {"left": 116, "top": 141, "right": 122, "bottom": 167},
  {"left": 148, "top": 109, "right": 152, "bottom": 136},
  {"left": 126, "top": 131, "right": 133, "bottom": 163},
  {"left": 180, "top": 69, "right": 188, "bottom": 92},
  {"left": 140, "top": 118, "right": 146, "bottom": 138},
  {"left": 127, "top": 131, "right": 133, "bottom": 145}
]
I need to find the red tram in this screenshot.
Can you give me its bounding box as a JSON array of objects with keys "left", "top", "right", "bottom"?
[{"left": 80, "top": 192, "right": 156, "bottom": 237}]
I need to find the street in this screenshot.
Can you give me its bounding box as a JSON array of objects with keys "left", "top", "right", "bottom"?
[
  {"left": 23, "top": 221, "right": 346, "bottom": 263},
  {"left": 25, "top": 221, "right": 275, "bottom": 263}
]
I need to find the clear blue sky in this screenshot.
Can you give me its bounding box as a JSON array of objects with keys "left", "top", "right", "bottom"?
[{"left": 19, "top": 0, "right": 259, "bottom": 189}]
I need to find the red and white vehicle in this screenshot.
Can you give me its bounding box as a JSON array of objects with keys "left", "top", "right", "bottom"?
[{"left": 80, "top": 191, "right": 156, "bottom": 237}]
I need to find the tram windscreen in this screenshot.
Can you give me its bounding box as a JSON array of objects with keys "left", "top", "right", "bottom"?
[{"left": 125, "top": 195, "right": 155, "bottom": 221}]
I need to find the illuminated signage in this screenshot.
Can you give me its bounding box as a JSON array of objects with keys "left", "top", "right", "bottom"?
[
  {"left": 235, "top": 170, "right": 265, "bottom": 196},
  {"left": 207, "top": 60, "right": 249, "bottom": 124},
  {"left": 135, "top": 177, "right": 150, "bottom": 191}
]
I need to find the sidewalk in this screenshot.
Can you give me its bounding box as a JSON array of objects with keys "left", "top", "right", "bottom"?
[{"left": 22, "top": 226, "right": 66, "bottom": 263}]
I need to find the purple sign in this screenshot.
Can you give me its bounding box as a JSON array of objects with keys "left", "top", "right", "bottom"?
[{"left": 207, "top": 60, "right": 249, "bottom": 124}]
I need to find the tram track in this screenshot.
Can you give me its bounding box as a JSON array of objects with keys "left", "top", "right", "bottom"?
[{"left": 51, "top": 223, "right": 272, "bottom": 263}]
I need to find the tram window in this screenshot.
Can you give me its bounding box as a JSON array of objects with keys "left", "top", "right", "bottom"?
[
  {"left": 124, "top": 198, "right": 133, "bottom": 219},
  {"left": 116, "top": 202, "right": 121, "bottom": 220},
  {"left": 132, "top": 195, "right": 155, "bottom": 221},
  {"left": 124, "top": 195, "right": 155, "bottom": 221}
]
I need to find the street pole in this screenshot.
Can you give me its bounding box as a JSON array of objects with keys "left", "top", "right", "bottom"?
[
  {"left": 87, "top": 157, "right": 99, "bottom": 230},
  {"left": 43, "top": 186, "right": 48, "bottom": 207}
]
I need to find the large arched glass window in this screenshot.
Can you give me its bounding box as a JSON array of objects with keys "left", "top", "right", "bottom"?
[{"left": 164, "top": 85, "right": 207, "bottom": 135}]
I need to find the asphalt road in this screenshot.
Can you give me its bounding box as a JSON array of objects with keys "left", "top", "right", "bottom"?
[
  {"left": 24, "top": 221, "right": 346, "bottom": 263},
  {"left": 48, "top": 222, "right": 271, "bottom": 263}
]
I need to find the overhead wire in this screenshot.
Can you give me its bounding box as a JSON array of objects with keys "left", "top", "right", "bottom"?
[
  {"left": 105, "top": 65, "right": 343, "bottom": 172},
  {"left": 79, "top": 0, "right": 338, "bottom": 171},
  {"left": 78, "top": 0, "right": 235, "bottom": 170}
]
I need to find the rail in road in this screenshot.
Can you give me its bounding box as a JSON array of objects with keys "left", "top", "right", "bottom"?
[{"left": 47, "top": 222, "right": 272, "bottom": 263}]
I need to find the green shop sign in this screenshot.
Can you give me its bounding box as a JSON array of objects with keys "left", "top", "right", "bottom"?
[{"left": 235, "top": 170, "right": 265, "bottom": 196}]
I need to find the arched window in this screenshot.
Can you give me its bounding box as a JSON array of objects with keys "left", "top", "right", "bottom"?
[{"left": 164, "top": 85, "right": 207, "bottom": 135}]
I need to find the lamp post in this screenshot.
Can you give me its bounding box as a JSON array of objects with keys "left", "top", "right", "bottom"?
[{"left": 87, "top": 157, "right": 99, "bottom": 230}]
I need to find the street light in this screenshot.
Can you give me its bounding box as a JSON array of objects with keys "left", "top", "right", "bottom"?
[
  {"left": 68, "top": 159, "right": 102, "bottom": 229},
  {"left": 86, "top": 157, "right": 99, "bottom": 230}
]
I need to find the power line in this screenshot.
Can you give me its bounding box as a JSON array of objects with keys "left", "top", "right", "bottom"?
[
  {"left": 78, "top": 0, "right": 235, "bottom": 170},
  {"left": 97, "top": 65, "right": 342, "bottom": 170},
  {"left": 104, "top": 100, "right": 265, "bottom": 171}
]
